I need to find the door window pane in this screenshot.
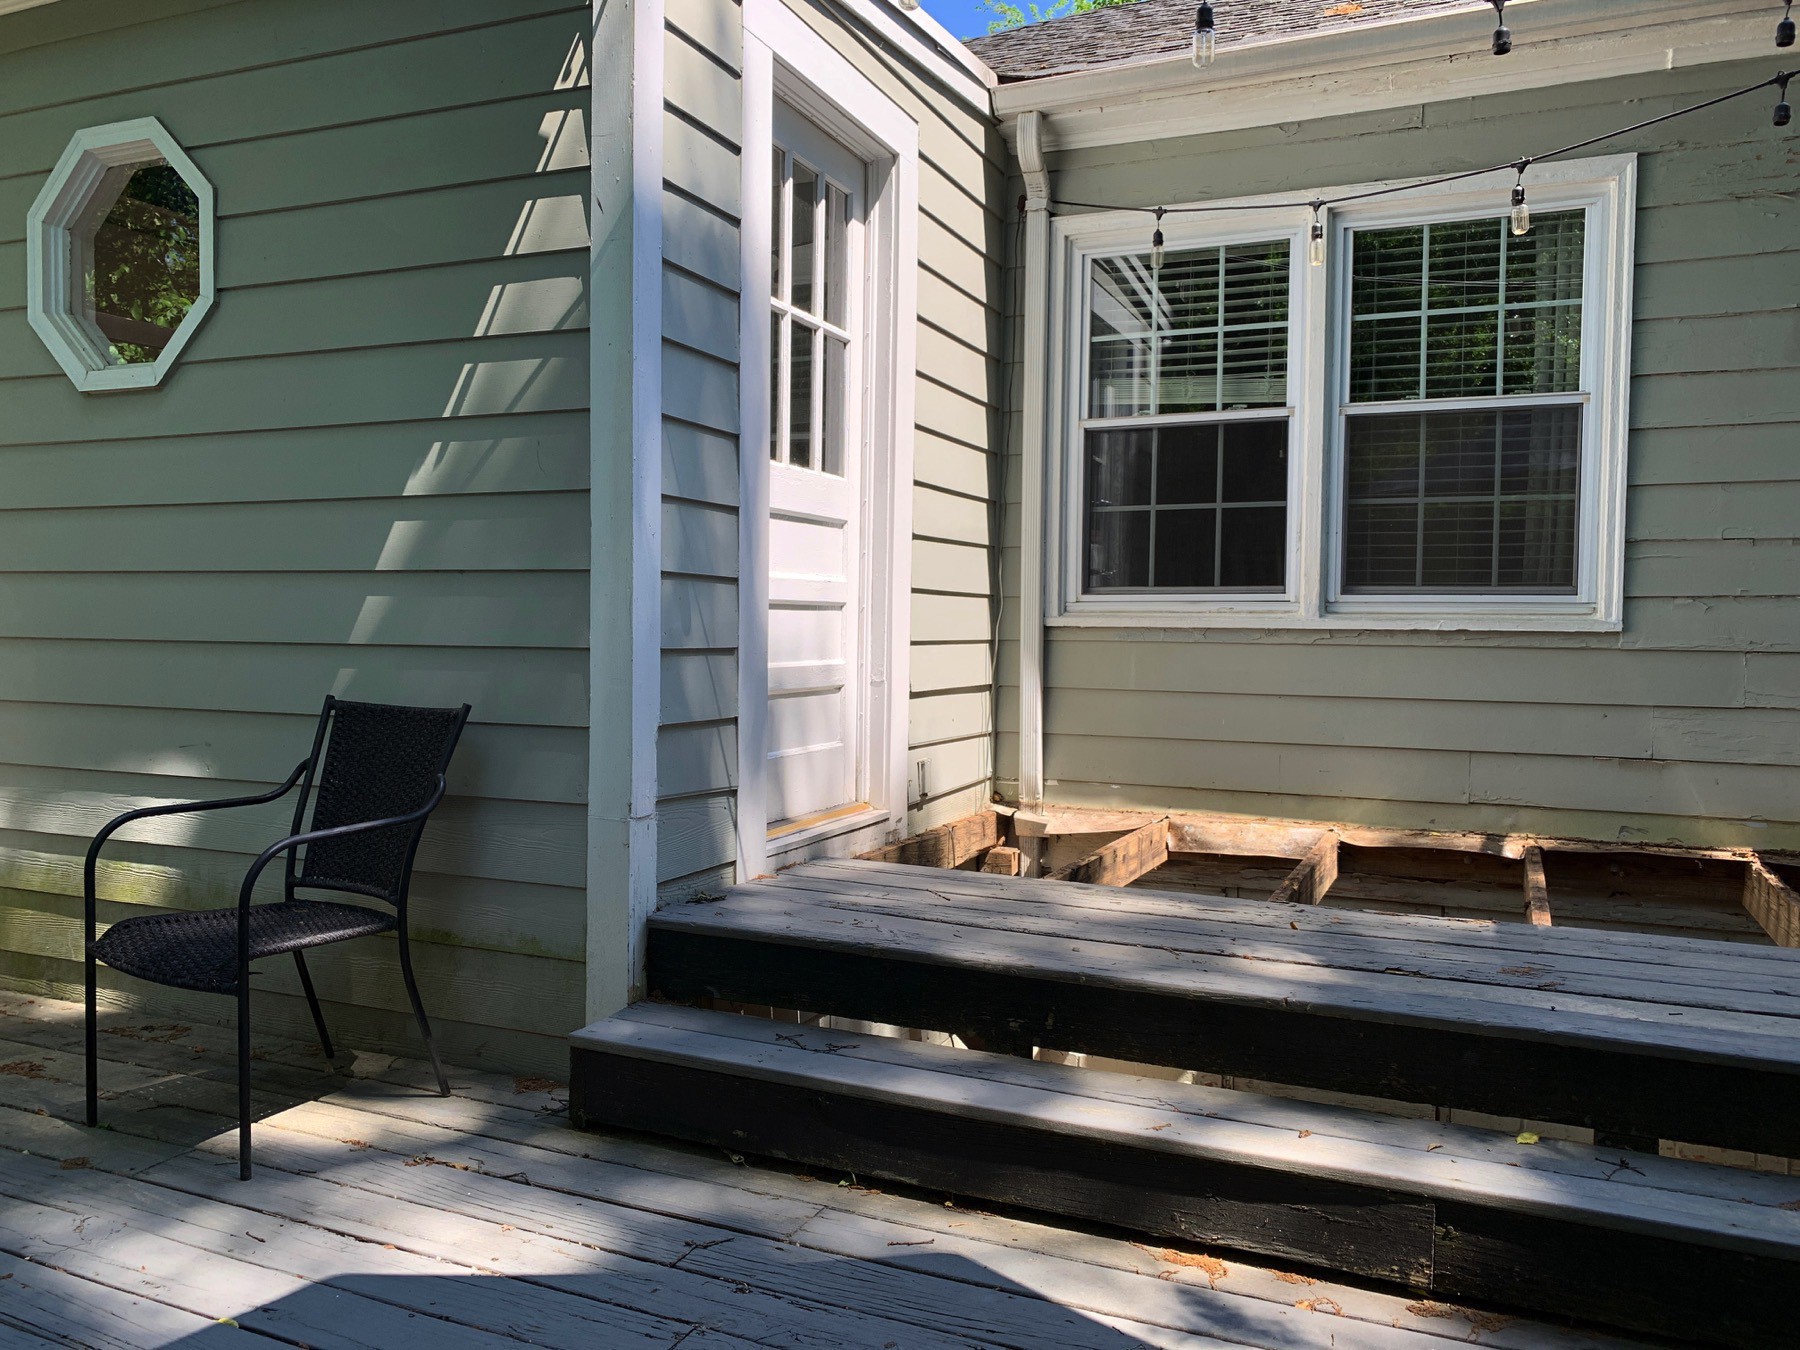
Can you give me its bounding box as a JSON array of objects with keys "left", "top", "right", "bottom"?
[
  {"left": 821, "top": 333, "right": 847, "bottom": 477},
  {"left": 771, "top": 148, "right": 785, "bottom": 301},
  {"left": 824, "top": 184, "right": 849, "bottom": 329},
  {"left": 790, "top": 162, "right": 818, "bottom": 316},
  {"left": 789, "top": 323, "right": 815, "bottom": 469}
]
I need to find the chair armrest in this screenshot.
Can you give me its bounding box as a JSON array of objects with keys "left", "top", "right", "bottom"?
[
  {"left": 83, "top": 759, "right": 312, "bottom": 931},
  {"left": 235, "top": 773, "right": 449, "bottom": 915}
]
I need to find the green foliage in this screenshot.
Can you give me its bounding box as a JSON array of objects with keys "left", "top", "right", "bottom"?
[
  {"left": 86, "top": 164, "right": 201, "bottom": 365},
  {"left": 982, "top": 0, "right": 1137, "bottom": 36}
]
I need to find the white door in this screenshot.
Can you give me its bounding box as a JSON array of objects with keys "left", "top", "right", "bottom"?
[{"left": 765, "top": 106, "right": 867, "bottom": 834}]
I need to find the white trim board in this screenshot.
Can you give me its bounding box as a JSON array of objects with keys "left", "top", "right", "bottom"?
[
  {"left": 585, "top": 0, "right": 663, "bottom": 1019},
  {"left": 738, "top": 0, "right": 919, "bottom": 877},
  {"left": 994, "top": 0, "right": 1775, "bottom": 153},
  {"left": 0, "top": 0, "right": 61, "bottom": 14}
]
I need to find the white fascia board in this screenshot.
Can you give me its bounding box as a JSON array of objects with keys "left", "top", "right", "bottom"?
[
  {"left": 0, "top": 0, "right": 62, "bottom": 14},
  {"left": 994, "top": 0, "right": 1777, "bottom": 152},
  {"left": 832, "top": 0, "right": 996, "bottom": 113}
]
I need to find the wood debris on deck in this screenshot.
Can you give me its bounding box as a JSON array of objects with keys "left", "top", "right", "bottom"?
[{"left": 0, "top": 989, "right": 1637, "bottom": 1349}]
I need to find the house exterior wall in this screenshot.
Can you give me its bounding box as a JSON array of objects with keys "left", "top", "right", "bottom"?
[
  {"left": 1000, "top": 57, "right": 1800, "bottom": 852},
  {"left": 0, "top": 0, "right": 592, "bottom": 1074},
  {"left": 654, "top": 0, "right": 1007, "bottom": 894}
]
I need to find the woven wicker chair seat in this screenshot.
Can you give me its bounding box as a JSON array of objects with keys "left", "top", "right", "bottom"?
[{"left": 91, "top": 900, "right": 396, "bottom": 995}]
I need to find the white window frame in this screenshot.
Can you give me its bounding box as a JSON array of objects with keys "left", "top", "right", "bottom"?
[
  {"left": 1045, "top": 153, "right": 1635, "bottom": 632},
  {"left": 26, "top": 117, "right": 216, "bottom": 392}
]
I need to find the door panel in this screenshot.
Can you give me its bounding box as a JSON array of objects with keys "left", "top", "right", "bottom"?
[{"left": 766, "top": 104, "right": 867, "bottom": 835}]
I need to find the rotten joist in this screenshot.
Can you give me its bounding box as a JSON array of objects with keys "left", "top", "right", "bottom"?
[
  {"left": 1268, "top": 833, "right": 1339, "bottom": 906},
  {"left": 1744, "top": 856, "right": 1800, "bottom": 947},
  {"left": 858, "top": 811, "right": 1002, "bottom": 870},
  {"left": 1523, "top": 846, "right": 1553, "bottom": 928},
  {"left": 1046, "top": 819, "right": 1169, "bottom": 888}
]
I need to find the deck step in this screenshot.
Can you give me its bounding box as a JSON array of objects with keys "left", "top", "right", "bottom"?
[
  {"left": 647, "top": 858, "right": 1800, "bottom": 1155},
  {"left": 571, "top": 1003, "right": 1800, "bottom": 1347}
]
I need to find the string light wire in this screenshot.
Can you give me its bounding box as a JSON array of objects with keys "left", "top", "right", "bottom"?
[{"left": 1048, "top": 71, "right": 1793, "bottom": 244}]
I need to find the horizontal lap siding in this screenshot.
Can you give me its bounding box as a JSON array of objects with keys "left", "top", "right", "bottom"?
[
  {"left": 0, "top": 0, "right": 592, "bottom": 1077},
  {"left": 656, "top": 0, "right": 1004, "bottom": 894},
  {"left": 1014, "top": 60, "right": 1800, "bottom": 851}
]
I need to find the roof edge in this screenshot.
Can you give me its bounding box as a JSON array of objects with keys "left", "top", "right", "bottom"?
[{"left": 995, "top": 0, "right": 1775, "bottom": 151}]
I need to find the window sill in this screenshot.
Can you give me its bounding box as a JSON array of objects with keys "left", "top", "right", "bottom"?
[{"left": 1049, "top": 604, "right": 1620, "bottom": 634}]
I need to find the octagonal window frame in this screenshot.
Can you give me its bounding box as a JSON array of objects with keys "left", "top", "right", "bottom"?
[{"left": 27, "top": 117, "right": 216, "bottom": 392}]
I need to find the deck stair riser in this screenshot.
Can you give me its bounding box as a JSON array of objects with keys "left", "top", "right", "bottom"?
[
  {"left": 646, "top": 860, "right": 1800, "bottom": 1156},
  {"left": 571, "top": 1006, "right": 1800, "bottom": 1349}
]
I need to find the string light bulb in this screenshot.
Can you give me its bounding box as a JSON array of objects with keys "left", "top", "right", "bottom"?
[
  {"left": 1777, "top": 72, "right": 1793, "bottom": 126},
  {"left": 1509, "top": 163, "right": 1531, "bottom": 236},
  {"left": 1779, "top": 3, "right": 1795, "bottom": 49},
  {"left": 1192, "top": 3, "right": 1217, "bottom": 68},
  {"left": 1308, "top": 202, "right": 1326, "bottom": 267},
  {"left": 1150, "top": 207, "right": 1167, "bottom": 271},
  {"left": 1490, "top": 0, "right": 1512, "bottom": 56}
]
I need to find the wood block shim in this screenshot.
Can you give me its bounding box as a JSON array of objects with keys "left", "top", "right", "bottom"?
[{"left": 979, "top": 846, "right": 1023, "bottom": 876}]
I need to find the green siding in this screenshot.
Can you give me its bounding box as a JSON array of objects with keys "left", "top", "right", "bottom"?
[
  {"left": 0, "top": 0, "right": 591, "bottom": 1076},
  {"left": 1002, "top": 58, "right": 1800, "bottom": 852}
]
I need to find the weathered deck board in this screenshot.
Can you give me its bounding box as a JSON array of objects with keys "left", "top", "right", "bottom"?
[
  {"left": 649, "top": 861, "right": 1800, "bottom": 1154},
  {"left": 0, "top": 992, "right": 1631, "bottom": 1350},
  {"left": 572, "top": 1006, "right": 1800, "bottom": 1346}
]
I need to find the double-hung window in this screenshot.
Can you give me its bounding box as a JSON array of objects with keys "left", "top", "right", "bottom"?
[{"left": 1052, "top": 156, "right": 1633, "bottom": 630}]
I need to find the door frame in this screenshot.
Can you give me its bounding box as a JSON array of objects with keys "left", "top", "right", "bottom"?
[{"left": 738, "top": 0, "right": 918, "bottom": 879}]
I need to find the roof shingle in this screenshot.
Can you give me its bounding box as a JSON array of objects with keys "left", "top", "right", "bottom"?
[{"left": 966, "top": 0, "right": 1495, "bottom": 82}]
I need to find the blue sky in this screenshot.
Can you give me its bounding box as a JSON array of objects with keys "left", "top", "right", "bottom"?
[{"left": 916, "top": 0, "right": 1001, "bottom": 42}]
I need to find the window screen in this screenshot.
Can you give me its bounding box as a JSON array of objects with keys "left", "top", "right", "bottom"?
[{"left": 1342, "top": 211, "right": 1585, "bottom": 593}]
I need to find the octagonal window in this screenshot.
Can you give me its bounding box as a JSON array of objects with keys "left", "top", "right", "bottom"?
[{"left": 27, "top": 118, "right": 215, "bottom": 391}]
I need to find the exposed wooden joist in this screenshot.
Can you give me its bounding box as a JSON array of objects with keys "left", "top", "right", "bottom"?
[
  {"left": 1267, "top": 833, "right": 1339, "bottom": 906},
  {"left": 857, "top": 811, "right": 1001, "bottom": 870},
  {"left": 1046, "top": 819, "right": 1169, "bottom": 888},
  {"left": 1743, "top": 856, "right": 1800, "bottom": 947},
  {"left": 1523, "top": 846, "right": 1553, "bottom": 928}
]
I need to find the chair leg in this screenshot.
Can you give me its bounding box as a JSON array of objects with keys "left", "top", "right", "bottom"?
[
  {"left": 238, "top": 982, "right": 252, "bottom": 1181},
  {"left": 292, "top": 950, "right": 335, "bottom": 1060},
  {"left": 397, "top": 928, "right": 449, "bottom": 1096},
  {"left": 84, "top": 950, "right": 98, "bottom": 1129}
]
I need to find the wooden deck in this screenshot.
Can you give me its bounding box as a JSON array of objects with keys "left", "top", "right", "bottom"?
[
  {"left": 0, "top": 991, "right": 1637, "bottom": 1349},
  {"left": 649, "top": 859, "right": 1800, "bottom": 1154}
]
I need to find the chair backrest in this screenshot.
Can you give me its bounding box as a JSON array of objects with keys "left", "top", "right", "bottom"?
[{"left": 291, "top": 696, "right": 471, "bottom": 907}]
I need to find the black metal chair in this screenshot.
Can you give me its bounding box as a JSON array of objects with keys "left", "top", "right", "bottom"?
[{"left": 84, "top": 696, "right": 471, "bottom": 1178}]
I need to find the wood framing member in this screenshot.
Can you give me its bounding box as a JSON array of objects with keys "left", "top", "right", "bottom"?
[
  {"left": 1744, "top": 857, "right": 1800, "bottom": 948},
  {"left": 980, "top": 846, "right": 1023, "bottom": 876},
  {"left": 1046, "top": 819, "right": 1168, "bottom": 887},
  {"left": 1523, "top": 846, "right": 1553, "bottom": 928},
  {"left": 858, "top": 811, "right": 1002, "bottom": 870},
  {"left": 1268, "top": 833, "right": 1338, "bottom": 906}
]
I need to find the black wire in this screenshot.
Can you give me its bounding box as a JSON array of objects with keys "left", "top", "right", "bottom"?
[{"left": 1049, "top": 71, "right": 1791, "bottom": 219}]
